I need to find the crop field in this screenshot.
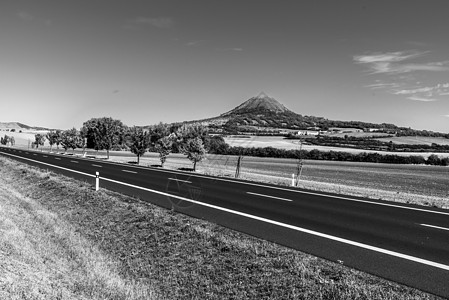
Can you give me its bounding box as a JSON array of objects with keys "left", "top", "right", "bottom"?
[{"left": 223, "top": 135, "right": 449, "bottom": 158}]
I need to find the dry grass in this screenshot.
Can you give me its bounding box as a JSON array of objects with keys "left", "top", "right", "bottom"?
[
  {"left": 0, "top": 160, "right": 158, "bottom": 299},
  {"left": 0, "top": 155, "right": 442, "bottom": 299}
]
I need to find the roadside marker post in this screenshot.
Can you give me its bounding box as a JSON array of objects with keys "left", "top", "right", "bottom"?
[
  {"left": 292, "top": 174, "right": 295, "bottom": 187},
  {"left": 95, "top": 172, "right": 100, "bottom": 191}
]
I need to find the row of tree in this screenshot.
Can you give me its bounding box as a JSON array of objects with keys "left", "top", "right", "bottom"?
[
  {"left": 37, "top": 118, "right": 211, "bottom": 171},
  {"left": 1, "top": 135, "right": 15, "bottom": 146}
]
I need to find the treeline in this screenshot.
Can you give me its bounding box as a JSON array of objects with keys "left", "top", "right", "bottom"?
[
  {"left": 33, "top": 117, "right": 212, "bottom": 170},
  {"left": 210, "top": 145, "right": 449, "bottom": 166},
  {"left": 305, "top": 136, "right": 449, "bottom": 153}
]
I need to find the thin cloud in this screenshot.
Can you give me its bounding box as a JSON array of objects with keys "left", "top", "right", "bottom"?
[
  {"left": 364, "top": 82, "right": 401, "bottom": 89},
  {"left": 353, "top": 50, "right": 449, "bottom": 74},
  {"left": 393, "top": 83, "right": 449, "bottom": 103},
  {"left": 17, "top": 11, "right": 52, "bottom": 26},
  {"left": 354, "top": 50, "right": 426, "bottom": 64},
  {"left": 125, "top": 17, "right": 174, "bottom": 29},
  {"left": 217, "top": 47, "right": 244, "bottom": 52},
  {"left": 408, "top": 96, "right": 438, "bottom": 102},
  {"left": 185, "top": 40, "right": 206, "bottom": 47},
  {"left": 355, "top": 50, "right": 449, "bottom": 102},
  {"left": 17, "top": 11, "right": 34, "bottom": 22}
]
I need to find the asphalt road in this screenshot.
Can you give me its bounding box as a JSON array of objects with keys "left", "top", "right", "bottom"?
[{"left": 1, "top": 146, "right": 448, "bottom": 298}]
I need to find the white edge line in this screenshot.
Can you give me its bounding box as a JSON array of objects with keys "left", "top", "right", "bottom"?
[
  {"left": 1, "top": 149, "right": 449, "bottom": 271},
  {"left": 99, "top": 175, "right": 449, "bottom": 272},
  {"left": 168, "top": 178, "right": 192, "bottom": 184},
  {"left": 420, "top": 224, "right": 449, "bottom": 231},
  {"left": 0, "top": 152, "right": 95, "bottom": 178},
  {"left": 247, "top": 192, "right": 293, "bottom": 202}
]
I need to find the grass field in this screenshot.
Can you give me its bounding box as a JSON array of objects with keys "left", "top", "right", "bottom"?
[
  {"left": 0, "top": 155, "right": 441, "bottom": 299},
  {"left": 375, "top": 136, "right": 449, "bottom": 146}
]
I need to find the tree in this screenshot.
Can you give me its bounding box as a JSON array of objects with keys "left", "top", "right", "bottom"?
[
  {"left": 155, "top": 135, "right": 174, "bottom": 167},
  {"left": 426, "top": 154, "right": 441, "bottom": 166},
  {"left": 181, "top": 137, "right": 206, "bottom": 171},
  {"left": 34, "top": 134, "right": 46, "bottom": 150},
  {"left": 94, "top": 117, "right": 125, "bottom": 159},
  {"left": 60, "top": 128, "right": 79, "bottom": 153},
  {"left": 46, "top": 130, "right": 61, "bottom": 152},
  {"left": 126, "top": 126, "right": 150, "bottom": 164}
]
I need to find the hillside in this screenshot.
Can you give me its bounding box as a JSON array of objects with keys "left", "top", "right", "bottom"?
[
  {"left": 187, "top": 93, "right": 398, "bottom": 135},
  {"left": 184, "top": 93, "right": 448, "bottom": 138},
  {"left": 0, "top": 122, "right": 51, "bottom": 132}
]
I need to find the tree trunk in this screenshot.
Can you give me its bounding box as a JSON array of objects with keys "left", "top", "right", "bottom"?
[
  {"left": 193, "top": 160, "right": 197, "bottom": 171},
  {"left": 107, "top": 149, "right": 110, "bottom": 159},
  {"left": 137, "top": 155, "right": 140, "bottom": 165}
]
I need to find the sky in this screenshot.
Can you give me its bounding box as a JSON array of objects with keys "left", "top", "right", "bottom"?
[{"left": 1, "top": 0, "right": 449, "bottom": 133}]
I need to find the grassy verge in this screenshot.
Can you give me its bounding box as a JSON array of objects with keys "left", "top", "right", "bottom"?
[
  {"left": 0, "top": 158, "right": 157, "bottom": 299},
  {"left": 0, "top": 156, "right": 441, "bottom": 299}
]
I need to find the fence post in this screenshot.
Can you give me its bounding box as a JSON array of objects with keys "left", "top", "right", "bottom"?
[
  {"left": 95, "top": 172, "right": 100, "bottom": 191},
  {"left": 291, "top": 174, "right": 295, "bottom": 187}
]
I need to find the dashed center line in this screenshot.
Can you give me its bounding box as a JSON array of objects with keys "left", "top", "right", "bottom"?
[
  {"left": 122, "top": 169, "right": 137, "bottom": 174},
  {"left": 70, "top": 160, "right": 79, "bottom": 163},
  {"left": 247, "top": 192, "right": 293, "bottom": 202},
  {"left": 91, "top": 164, "right": 102, "bottom": 168},
  {"left": 420, "top": 224, "right": 449, "bottom": 231},
  {"left": 168, "top": 178, "right": 192, "bottom": 184},
  {"left": 55, "top": 157, "right": 61, "bottom": 160},
  {"left": 33, "top": 154, "right": 37, "bottom": 156},
  {"left": 43, "top": 155, "right": 48, "bottom": 158}
]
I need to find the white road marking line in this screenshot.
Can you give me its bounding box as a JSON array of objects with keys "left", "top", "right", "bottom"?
[
  {"left": 140, "top": 167, "right": 449, "bottom": 216},
  {"left": 247, "top": 192, "right": 293, "bottom": 202},
  {"left": 168, "top": 178, "right": 192, "bottom": 184},
  {"left": 33, "top": 154, "right": 37, "bottom": 156},
  {"left": 43, "top": 155, "right": 48, "bottom": 158},
  {"left": 99, "top": 176, "right": 449, "bottom": 272},
  {"left": 70, "top": 160, "right": 79, "bottom": 163},
  {"left": 122, "top": 169, "right": 137, "bottom": 174},
  {"left": 92, "top": 164, "right": 103, "bottom": 168},
  {"left": 190, "top": 175, "right": 449, "bottom": 216},
  {"left": 55, "top": 157, "right": 61, "bottom": 160},
  {"left": 0, "top": 152, "right": 94, "bottom": 178},
  {"left": 420, "top": 224, "right": 449, "bottom": 231}
]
